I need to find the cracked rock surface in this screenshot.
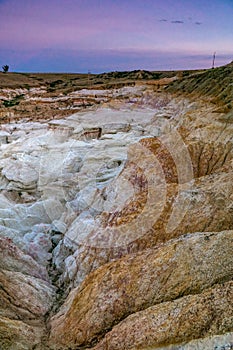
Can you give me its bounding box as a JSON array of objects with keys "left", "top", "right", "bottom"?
[{"left": 0, "top": 84, "right": 233, "bottom": 349}]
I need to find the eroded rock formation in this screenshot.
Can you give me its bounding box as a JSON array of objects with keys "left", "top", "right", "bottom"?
[{"left": 0, "top": 78, "right": 233, "bottom": 349}]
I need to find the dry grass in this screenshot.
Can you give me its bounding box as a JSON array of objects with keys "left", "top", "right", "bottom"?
[
  {"left": 0, "top": 69, "right": 200, "bottom": 93},
  {"left": 166, "top": 61, "right": 233, "bottom": 110}
]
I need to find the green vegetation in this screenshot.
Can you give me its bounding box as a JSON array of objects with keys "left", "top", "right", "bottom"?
[
  {"left": 167, "top": 62, "right": 233, "bottom": 110},
  {"left": 49, "top": 79, "right": 64, "bottom": 88},
  {"left": 3, "top": 94, "right": 24, "bottom": 107},
  {"left": 2, "top": 65, "right": 9, "bottom": 73}
]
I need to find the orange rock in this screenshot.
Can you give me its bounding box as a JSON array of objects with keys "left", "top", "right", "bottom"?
[{"left": 49, "top": 230, "right": 233, "bottom": 349}]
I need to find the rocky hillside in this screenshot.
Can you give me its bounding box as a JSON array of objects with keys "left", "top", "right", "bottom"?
[
  {"left": 167, "top": 61, "right": 233, "bottom": 111},
  {"left": 0, "top": 66, "right": 232, "bottom": 349}
]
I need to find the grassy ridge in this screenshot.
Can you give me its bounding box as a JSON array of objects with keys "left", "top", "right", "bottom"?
[
  {"left": 166, "top": 62, "right": 233, "bottom": 110},
  {"left": 0, "top": 69, "right": 199, "bottom": 92}
]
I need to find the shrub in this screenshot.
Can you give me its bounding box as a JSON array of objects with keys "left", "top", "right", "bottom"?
[{"left": 2, "top": 65, "right": 9, "bottom": 73}]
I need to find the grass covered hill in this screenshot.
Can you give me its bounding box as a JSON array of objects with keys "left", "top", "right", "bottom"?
[{"left": 167, "top": 61, "right": 233, "bottom": 111}]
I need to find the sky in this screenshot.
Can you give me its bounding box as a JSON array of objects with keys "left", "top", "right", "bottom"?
[{"left": 0, "top": 0, "right": 233, "bottom": 73}]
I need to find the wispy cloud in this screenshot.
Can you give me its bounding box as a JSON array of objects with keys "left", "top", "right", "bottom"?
[
  {"left": 159, "top": 18, "right": 203, "bottom": 25},
  {"left": 171, "top": 20, "right": 184, "bottom": 24}
]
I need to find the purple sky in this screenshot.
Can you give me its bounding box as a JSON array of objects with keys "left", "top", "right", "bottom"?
[{"left": 0, "top": 0, "right": 233, "bottom": 72}]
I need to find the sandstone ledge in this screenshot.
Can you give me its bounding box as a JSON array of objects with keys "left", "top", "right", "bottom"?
[{"left": 49, "top": 230, "right": 233, "bottom": 349}]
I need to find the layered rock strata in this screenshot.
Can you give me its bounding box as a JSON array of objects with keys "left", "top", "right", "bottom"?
[{"left": 0, "top": 84, "right": 232, "bottom": 349}]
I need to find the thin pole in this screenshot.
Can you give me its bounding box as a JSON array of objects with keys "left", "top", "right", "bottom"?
[{"left": 212, "top": 52, "right": 216, "bottom": 69}]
